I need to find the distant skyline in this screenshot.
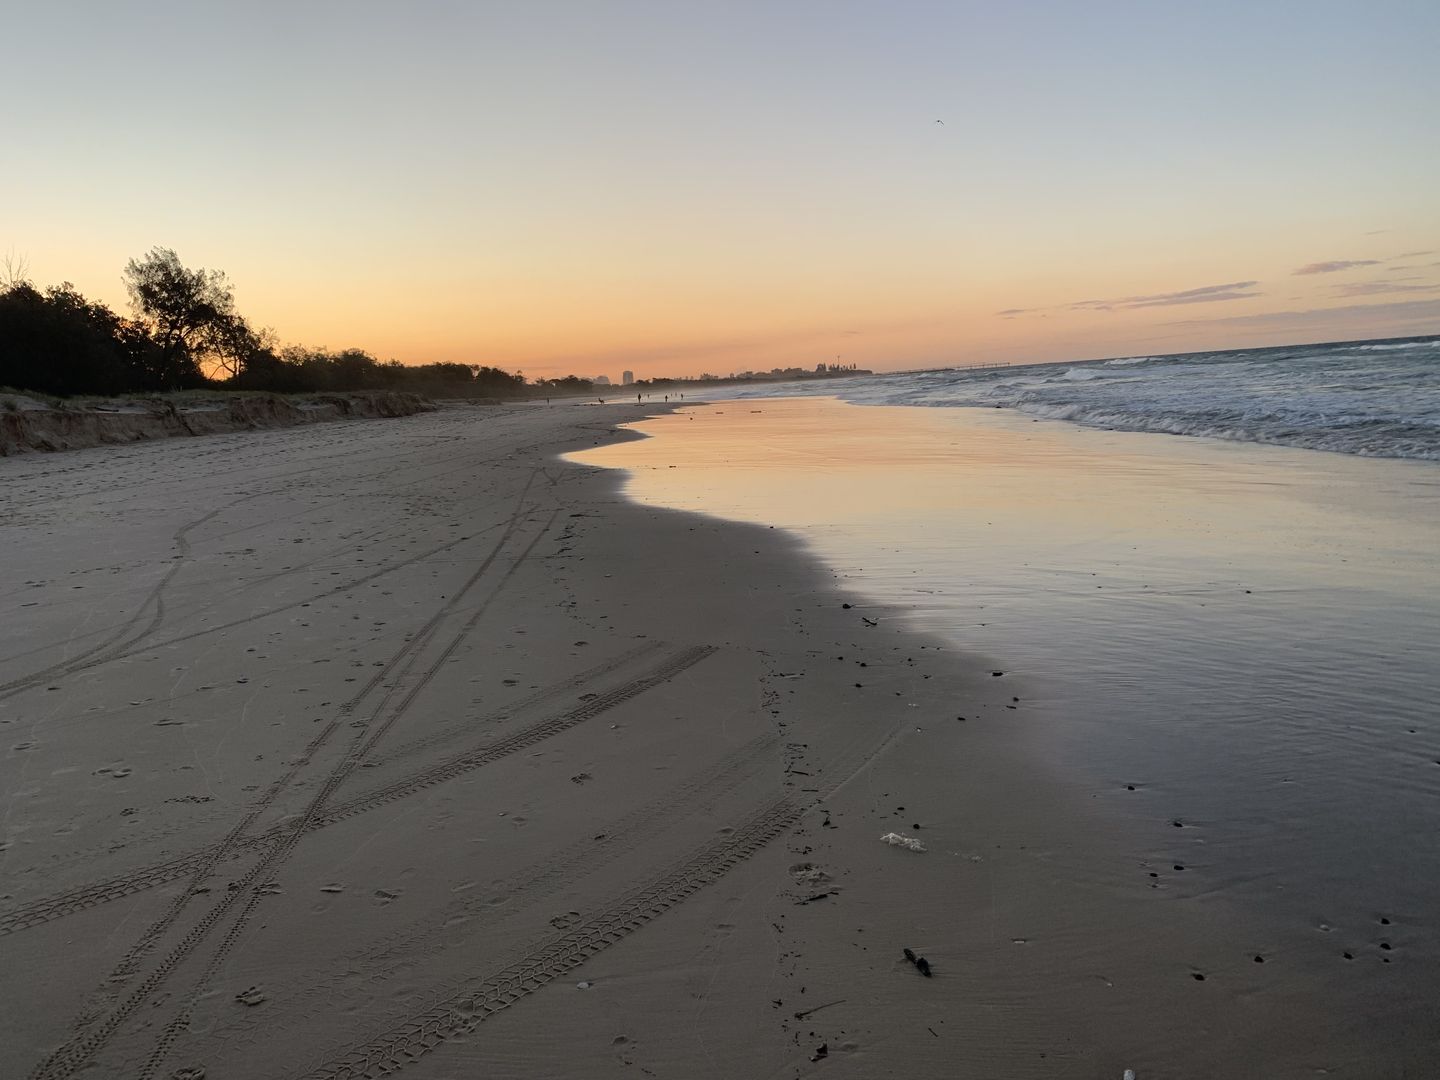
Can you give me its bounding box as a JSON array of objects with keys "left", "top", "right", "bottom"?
[{"left": 5, "top": 1, "right": 1438, "bottom": 378}]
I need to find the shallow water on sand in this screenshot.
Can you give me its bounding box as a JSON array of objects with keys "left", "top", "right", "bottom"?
[{"left": 575, "top": 397, "right": 1440, "bottom": 1009}]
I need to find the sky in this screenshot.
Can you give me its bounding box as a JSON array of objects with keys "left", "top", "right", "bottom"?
[{"left": 4, "top": 0, "right": 1439, "bottom": 380}]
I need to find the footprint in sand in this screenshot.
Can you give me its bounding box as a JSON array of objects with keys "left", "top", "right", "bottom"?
[{"left": 789, "top": 863, "right": 832, "bottom": 887}]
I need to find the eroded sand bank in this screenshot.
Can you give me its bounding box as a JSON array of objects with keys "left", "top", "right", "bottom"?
[
  {"left": 0, "top": 391, "right": 433, "bottom": 457},
  {"left": 0, "top": 402, "right": 1397, "bottom": 1078}
]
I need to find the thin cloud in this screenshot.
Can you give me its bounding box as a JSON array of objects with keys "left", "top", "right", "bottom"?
[
  {"left": 1330, "top": 280, "right": 1440, "bottom": 298},
  {"left": 1125, "top": 285, "right": 1262, "bottom": 309},
  {"left": 997, "top": 280, "right": 1260, "bottom": 317},
  {"left": 1293, "top": 259, "right": 1381, "bottom": 275},
  {"left": 1167, "top": 296, "right": 1440, "bottom": 330},
  {"left": 1389, "top": 250, "right": 1435, "bottom": 260},
  {"left": 1071, "top": 281, "right": 1261, "bottom": 310}
]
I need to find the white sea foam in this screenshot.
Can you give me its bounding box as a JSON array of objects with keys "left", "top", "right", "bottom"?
[
  {"left": 706, "top": 337, "right": 1440, "bottom": 461},
  {"left": 1356, "top": 340, "right": 1440, "bottom": 352}
]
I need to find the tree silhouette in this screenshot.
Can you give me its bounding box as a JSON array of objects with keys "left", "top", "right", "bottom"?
[
  {"left": 4, "top": 249, "right": 534, "bottom": 398},
  {"left": 0, "top": 281, "right": 162, "bottom": 395},
  {"left": 123, "top": 248, "right": 232, "bottom": 387},
  {"left": 203, "top": 312, "right": 271, "bottom": 380}
]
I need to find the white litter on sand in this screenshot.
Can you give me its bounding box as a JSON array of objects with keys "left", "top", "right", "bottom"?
[{"left": 880, "top": 832, "right": 926, "bottom": 852}]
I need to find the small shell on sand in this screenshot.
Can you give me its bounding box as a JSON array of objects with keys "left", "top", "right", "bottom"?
[{"left": 880, "top": 832, "right": 926, "bottom": 852}]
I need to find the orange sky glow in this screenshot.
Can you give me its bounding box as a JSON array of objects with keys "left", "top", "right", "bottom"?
[{"left": 5, "top": 3, "right": 1437, "bottom": 381}]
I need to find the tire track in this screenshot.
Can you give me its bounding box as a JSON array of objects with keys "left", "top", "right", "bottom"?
[
  {"left": 310, "top": 645, "right": 717, "bottom": 833},
  {"left": 0, "top": 494, "right": 260, "bottom": 698},
  {"left": 29, "top": 495, "right": 543, "bottom": 1057},
  {"left": 134, "top": 495, "right": 546, "bottom": 943},
  {"left": 3, "top": 421, "right": 527, "bottom": 688},
  {"left": 295, "top": 795, "right": 806, "bottom": 1080},
  {"left": 28, "top": 474, "right": 545, "bottom": 1080},
  {"left": 0, "top": 643, "right": 704, "bottom": 938},
  {"left": 14, "top": 640, "right": 665, "bottom": 876},
  {"left": 378, "top": 638, "right": 665, "bottom": 766},
  {"left": 216, "top": 729, "right": 780, "bottom": 1046},
  {"left": 290, "top": 702, "right": 911, "bottom": 1080},
  {"left": 130, "top": 510, "right": 566, "bottom": 1080},
  {"left": 0, "top": 512, "right": 407, "bottom": 671},
  {"left": 130, "top": 641, "right": 709, "bottom": 1080},
  {"left": 0, "top": 518, "right": 500, "bottom": 703}
]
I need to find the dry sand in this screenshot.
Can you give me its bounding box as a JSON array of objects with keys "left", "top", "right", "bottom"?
[{"left": 0, "top": 402, "right": 1386, "bottom": 1078}]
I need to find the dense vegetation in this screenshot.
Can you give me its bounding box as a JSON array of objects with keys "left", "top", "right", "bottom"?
[{"left": 0, "top": 249, "right": 525, "bottom": 399}]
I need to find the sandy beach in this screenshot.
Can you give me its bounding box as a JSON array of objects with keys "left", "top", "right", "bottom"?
[{"left": 1, "top": 402, "right": 1427, "bottom": 1079}]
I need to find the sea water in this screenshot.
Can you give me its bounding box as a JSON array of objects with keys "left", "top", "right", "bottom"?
[{"left": 697, "top": 335, "right": 1440, "bottom": 461}]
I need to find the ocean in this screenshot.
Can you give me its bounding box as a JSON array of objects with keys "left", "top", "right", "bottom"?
[{"left": 697, "top": 334, "right": 1440, "bottom": 461}]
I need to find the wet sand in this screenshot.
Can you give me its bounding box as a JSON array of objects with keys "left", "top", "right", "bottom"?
[
  {"left": 0, "top": 401, "right": 1423, "bottom": 1078},
  {"left": 580, "top": 396, "right": 1440, "bottom": 1076}
]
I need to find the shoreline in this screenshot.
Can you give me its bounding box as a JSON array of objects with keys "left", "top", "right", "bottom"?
[
  {"left": 578, "top": 398, "right": 1440, "bottom": 1077},
  {"left": 0, "top": 402, "right": 1406, "bottom": 1077}
]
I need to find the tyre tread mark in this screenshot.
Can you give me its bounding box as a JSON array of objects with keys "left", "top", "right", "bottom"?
[
  {"left": 0, "top": 514, "right": 505, "bottom": 702},
  {"left": 313, "top": 645, "right": 718, "bottom": 832},
  {"left": 380, "top": 639, "right": 665, "bottom": 765},
  {"left": 0, "top": 494, "right": 257, "bottom": 697},
  {"left": 290, "top": 705, "right": 908, "bottom": 1080},
  {"left": 132, "top": 499, "right": 559, "bottom": 1080},
  {"left": 29, "top": 474, "right": 544, "bottom": 1080},
  {"left": 297, "top": 796, "right": 804, "bottom": 1080},
  {"left": 0, "top": 644, "right": 706, "bottom": 937},
  {"left": 214, "top": 730, "right": 778, "bottom": 1043}
]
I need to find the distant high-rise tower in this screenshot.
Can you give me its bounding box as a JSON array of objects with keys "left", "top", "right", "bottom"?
[{"left": 622, "top": 370, "right": 634, "bottom": 385}]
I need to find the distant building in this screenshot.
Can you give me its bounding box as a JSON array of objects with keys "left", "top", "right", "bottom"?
[
  {"left": 621, "top": 370, "right": 634, "bottom": 385},
  {"left": 594, "top": 375, "right": 611, "bottom": 386}
]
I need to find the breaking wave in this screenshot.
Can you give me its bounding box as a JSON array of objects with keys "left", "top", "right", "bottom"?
[{"left": 702, "top": 336, "right": 1440, "bottom": 461}]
